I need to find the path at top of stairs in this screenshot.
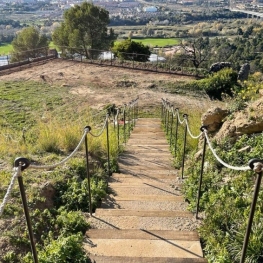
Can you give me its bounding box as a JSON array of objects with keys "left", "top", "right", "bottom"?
[{"left": 85, "top": 118, "right": 207, "bottom": 263}]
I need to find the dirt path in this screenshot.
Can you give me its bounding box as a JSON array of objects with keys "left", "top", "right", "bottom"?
[{"left": 0, "top": 59, "right": 217, "bottom": 111}]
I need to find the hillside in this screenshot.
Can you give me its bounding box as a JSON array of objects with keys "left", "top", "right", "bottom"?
[{"left": 0, "top": 59, "right": 216, "bottom": 112}]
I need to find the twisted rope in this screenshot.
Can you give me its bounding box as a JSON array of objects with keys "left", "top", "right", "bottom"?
[
  {"left": 89, "top": 115, "right": 108, "bottom": 138},
  {"left": 162, "top": 98, "right": 251, "bottom": 171},
  {"left": 30, "top": 127, "right": 90, "bottom": 170},
  {"left": 174, "top": 108, "right": 185, "bottom": 125},
  {"left": 0, "top": 166, "right": 21, "bottom": 217},
  {"left": 203, "top": 130, "right": 250, "bottom": 171},
  {"left": 185, "top": 119, "right": 203, "bottom": 139}
]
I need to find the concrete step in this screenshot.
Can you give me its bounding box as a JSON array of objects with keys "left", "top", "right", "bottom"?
[
  {"left": 95, "top": 209, "right": 193, "bottom": 218},
  {"left": 113, "top": 172, "right": 177, "bottom": 181},
  {"left": 84, "top": 229, "right": 204, "bottom": 259},
  {"left": 124, "top": 145, "right": 171, "bottom": 152},
  {"left": 87, "top": 256, "right": 208, "bottom": 263},
  {"left": 126, "top": 139, "right": 168, "bottom": 145},
  {"left": 103, "top": 194, "right": 184, "bottom": 202},
  {"left": 108, "top": 186, "right": 181, "bottom": 196},
  {"left": 118, "top": 159, "right": 173, "bottom": 169},
  {"left": 109, "top": 176, "right": 178, "bottom": 184},
  {"left": 119, "top": 155, "right": 173, "bottom": 163},
  {"left": 89, "top": 214, "right": 200, "bottom": 231},
  {"left": 101, "top": 199, "right": 187, "bottom": 211},
  {"left": 108, "top": 180, "right": 181, "bottom": 188},
  {"left": 86, "top": 229, "right": 200, "bottom": 240}
]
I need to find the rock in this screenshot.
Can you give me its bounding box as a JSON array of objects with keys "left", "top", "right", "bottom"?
[
  {"left": 238, "top": 63, "right": 250, "bottom": 82},
  {"left": 214, "top": 97, "right": 263, "bottom": 142},
  {"left": 201, "top": 107, "right": 229, "bottom": 133},
  {"left": 209, "top": 62, "right": 231, "bottom": 73}
]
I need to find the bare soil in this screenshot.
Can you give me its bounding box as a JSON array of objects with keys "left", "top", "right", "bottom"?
[{"left": 0, "top": 59, "right": 217, "bottom": 111}]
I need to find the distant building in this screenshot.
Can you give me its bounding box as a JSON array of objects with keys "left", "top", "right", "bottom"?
[{"left": 143, "top": 6, "right": 157, "bottom": 12}]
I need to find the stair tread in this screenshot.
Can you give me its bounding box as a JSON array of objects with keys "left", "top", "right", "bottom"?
[
  {"left": 86, "top": 229, "right": 200, "bottom": 240},
  {"left": 87, "top": 256, "right": 208, "bottom": 263},
  {"left": 95, "top": 209, "right": 193, "bottom": 218}
]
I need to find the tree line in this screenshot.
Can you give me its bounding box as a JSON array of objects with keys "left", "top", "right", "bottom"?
[{"left": 5, "top": 1, "right": 263, "bottom": 73}]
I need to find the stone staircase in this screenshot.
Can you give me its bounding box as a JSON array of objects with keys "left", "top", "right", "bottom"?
[{"left": 84, "top": 118, "right": 207, "bottom": 263}]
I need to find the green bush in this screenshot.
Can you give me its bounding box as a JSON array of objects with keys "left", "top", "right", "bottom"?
[
  {"left": 56, "top": 210, "right": 89, "bottom": 235},
  {"left": 171, "top": 68, "right": 240, "bottom": 100},
  {"left": 23, "top": 234, "right": 91, "bottom": 263}
]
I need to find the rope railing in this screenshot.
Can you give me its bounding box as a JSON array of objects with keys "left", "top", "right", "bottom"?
[
  {"left": 161, "top": 98, "right": 263, "bottom": 263},
  {"left": 0, "top": 96, "right": 139, "bottom": 263}
]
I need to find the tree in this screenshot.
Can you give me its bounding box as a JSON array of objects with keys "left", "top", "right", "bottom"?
[
  {"left": 52, "top": 2, "right": 117, "bottom": 58},
  {"left": 11, "top": 26, "right": 49, "bottom": 62},
  {"left": 180, "top": 37, "right": 211, "bottom": 72},
  {"left": 112, "top": 38, "right": 151, "bottom": 62}
]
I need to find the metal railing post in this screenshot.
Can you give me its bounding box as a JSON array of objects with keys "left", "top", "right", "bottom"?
[
  {"left": 123, "top": 106, "right": 126, "bottom": 144},
  {"left": 169, "top": 106, "right": 174, "bottom": 146},
  {"left": 166, "top": 105, "right": 170, "bottom": 136},
  {"left": 196, "top": 126, "right": 207, "bottom": 219},
  {"left": 128, "top": 106, "right": 131, "bottom": 138},
  {"left": 181, "top": 114, "right": 188, "bottom": 179},
  {"left": 240, "top": 159, "right": 263, "bottom": 263},
  {"left": 117, "top": 109, "right": 120, "bottom": 151},
  {"left": 161, "top": 102, "right": 164, "bottom": 121},
  {"left": 84, "top": 126, "right": 92, "bottom": 216},
  {"left": 174, "top": 108, "right": 179, "bottom": 156},
  {"left": 164, "top": 102, "right": 167, "bottom": 127},
  {"left": 106, "top": 114, "right": 111, "bottom": 178},
  {"left": 14, "top": 158, "right": 39, "bottom": 263}
]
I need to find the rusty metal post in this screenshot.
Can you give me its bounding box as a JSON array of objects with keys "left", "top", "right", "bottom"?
[
  {"left": 14, "top": 158, "right": 39, "bottom": 263},
  {"left": 174, "top": 108, "right": 179, "bottom": 156},
  {"left": 106, "top": 113, "right": 111, "bottom": 178},
  {"left": 84, "top": 126, "right": 92, "bottom": 216},
  {"left": 181, "top": 114, "right": 188, "bottom": 179},
  {"left": 169, "top": 106, "right": 174, "bottom": 146},
  {"left": 196, "top": 126, "right": 207, "bottom": 219},
  {"left": 240, "top": 159, "right": 263, "bottom": 263}
]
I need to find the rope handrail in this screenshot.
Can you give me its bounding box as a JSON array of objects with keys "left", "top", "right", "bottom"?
[
  {"left": 203, "top": 129, "right": 250, "bottom": 171},
  {"left": 30, "top": 127, "right": 90, "bottom": 170},
  {"left": 0, "top": 96, "right": 139, "bottom": 218},
  {"left": 89, "top": 115, "right": 108, "bottom": 138},
  {"left": 161, "top": 98, "right": 252, "bottom": 171},
  {"left": 185, "top": 119, "right": 203, "bottom": 139},
  {"left": 0, "top": 167, "right": 21, "bottom": 217}
]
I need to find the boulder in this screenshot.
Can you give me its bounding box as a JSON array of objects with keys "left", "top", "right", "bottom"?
[
  {"left": 238, "top": 63, "right": 250, "bottom": 81},
  {"left": 201, "top": 107, "right": 229, "bottom": 133},
  {"left": 214, "top": 97, "right": 263, "bottom": 142},
  {"left": 209, "top": 62, "right": 232, "bottom": 73}
]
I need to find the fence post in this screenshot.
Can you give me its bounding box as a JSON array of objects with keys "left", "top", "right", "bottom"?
[
  {"left": 181, "top": 114, "right": 188, "bottom": 179},
  {"left": 117, "top": 108, "right": 120, "bottom": 151},
  {"left": 84, "top": 126, "right": 92, "bottom": 216},
  {"left": 174, "top": 108, "right": 179, "bottom": 156},
  {"left": 106, "top": 113, "right": 111, "bottom": 178},
  {"left": 123, "top": 105, "right": 126, "bottom": 144},
  {"left": 128, "top": 105, "right": 131, "bottom": 137},
  {"left": 14, "top": 158, "right": 39, "bottom": 263},
  {"left": 196, "top": 126, "right": 207, "bottom": 219},
  {"left": 167, "top": 104, "right": 170, "bottom": 136},
  {"left": 240, "top": 159, "right": 263, "bottom": 263},
  {"left": 169, "top": 106, "right": 174, "bottom": 146}
]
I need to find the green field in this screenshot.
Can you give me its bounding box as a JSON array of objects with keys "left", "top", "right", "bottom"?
[
  {"left": 0, "top": 43, "right": 13, "bottom": 55},
  {"left": 0, "top": 38, "right": 179, "bottom": 56},
  {"left": 132, "top": 38, "right": 180, "bottom": 47}
]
